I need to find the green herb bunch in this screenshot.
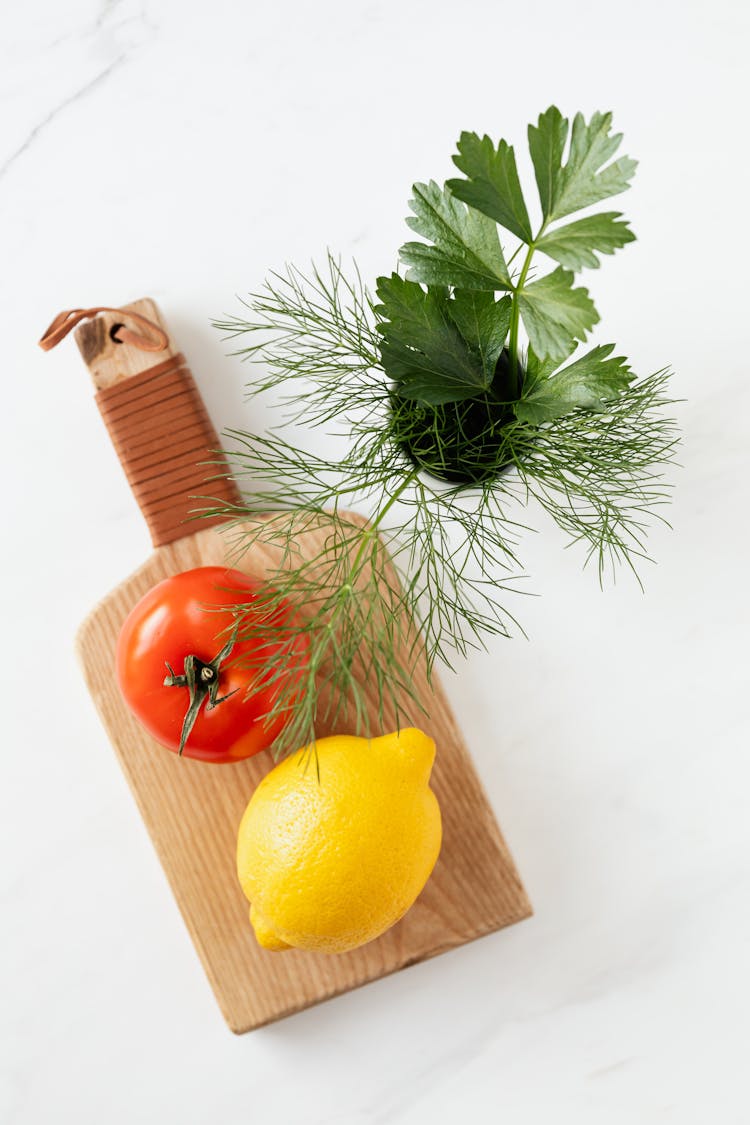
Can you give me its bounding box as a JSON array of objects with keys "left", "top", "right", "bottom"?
[{"left": 211, "top": 107, "right": 678, "bottom": 758}]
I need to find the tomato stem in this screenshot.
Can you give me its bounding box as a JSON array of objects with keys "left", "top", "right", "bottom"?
[{"left": 163, "top": 622, "right": 240, "bottom": 756}]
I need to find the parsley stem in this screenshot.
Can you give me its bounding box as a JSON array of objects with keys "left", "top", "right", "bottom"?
[
  {"left": 506, "top": 243, "right": 524, "bottom": 268},
  {"left": 508, "top": 250, "right": 533, "bottom": 396},
  {"left": 508, "top": 224, "right": 547, "bottom": 395}
]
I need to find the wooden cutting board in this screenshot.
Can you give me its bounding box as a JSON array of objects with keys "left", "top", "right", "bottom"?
[{"left": 68, "top": 299, "right": 531, "bottom": 1033}]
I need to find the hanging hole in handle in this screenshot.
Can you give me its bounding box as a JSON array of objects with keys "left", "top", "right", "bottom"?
[{"left": 109, "top": 323, "right": 125, "bottom": 344}]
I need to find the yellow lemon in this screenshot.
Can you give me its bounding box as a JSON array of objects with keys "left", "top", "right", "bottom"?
[{"left": 236, "top": 728, "right": 442, "bottom": 954}]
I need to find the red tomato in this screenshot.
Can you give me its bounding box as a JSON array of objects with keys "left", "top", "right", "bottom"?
[{"left": 116, "top": 567, "right": 309, "bottom": 763}]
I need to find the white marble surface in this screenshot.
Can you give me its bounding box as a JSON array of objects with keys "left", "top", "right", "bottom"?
[{"left": 3, "top": 1, "right": 749, "bottom": 1121}]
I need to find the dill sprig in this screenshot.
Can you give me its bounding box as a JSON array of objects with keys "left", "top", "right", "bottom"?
[
  {"left": 206, "top": 108, "right": 679, "bottom": 759},
  {"left": 213, "top": 257, "right": 384, "bottom": 429}
]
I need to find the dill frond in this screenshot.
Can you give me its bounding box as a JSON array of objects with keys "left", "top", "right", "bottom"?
[{"left": 207, "top": 256, "right": 678, "bottom": 759}]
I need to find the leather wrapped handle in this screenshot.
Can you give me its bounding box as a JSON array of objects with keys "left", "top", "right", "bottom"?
[{"left": 65, "top": 299, "right": 242, "bottom": 547}]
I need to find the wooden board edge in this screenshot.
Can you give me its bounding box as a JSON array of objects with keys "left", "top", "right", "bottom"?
[{"left": 227, "top": 903, "right": 534, "bottom": 1034}]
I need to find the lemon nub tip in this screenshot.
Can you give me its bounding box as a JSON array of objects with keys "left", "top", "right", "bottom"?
[
  {"left": 250, "top": 904, "right": 291, "bottom": 952},
  {"left": 377, "top": 727, "right": 436, "bottom": 773}
]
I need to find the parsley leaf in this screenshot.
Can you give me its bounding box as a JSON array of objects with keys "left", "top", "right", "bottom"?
[
  {"left": 399, "top": 181, "right": 512, "bottom": 291},
  {"left": 375, "top": 275, "right": 509, "bottom": 405},
  {"left": 529, "top": 108, "right": 637, "bottom": 223},
  {"left": 448, "top": 291, "right": 512, "bottom": 385},
  {"left": 514, "top": 344, "right": 634, "bottom": 424},
  {"left": 384, "top": 109, "right": 637, "bottom": 410},
  {"left": 527, "top": 105, "right": 568, "bottom": 222},
  {"left": 536, "top": 212, "right": 635, "bottom": 270},
  {"left": 446, "top": 133, "right": 533, "bottom": 243},
  {"left": 522, "top": 342, "right": 573, "bottom": 391},
  {"left": 517, "top": 267, "right": 598, "bottom": 361}
]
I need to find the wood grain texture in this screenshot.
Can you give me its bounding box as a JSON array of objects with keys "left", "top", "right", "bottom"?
[
  {"left": 77, "top": 520, "right": 531, "bottom": 1032},
  {"left": 73, "top": 298, "right": 530, "bottom": 1033}
]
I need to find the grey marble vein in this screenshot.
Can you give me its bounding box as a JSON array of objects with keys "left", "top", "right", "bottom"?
[{"left": 0, "top": 54, "right": 127, "bottom": 183}]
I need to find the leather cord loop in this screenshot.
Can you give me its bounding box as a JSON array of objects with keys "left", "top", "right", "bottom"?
[{"left": 38, "top": 307, "right": 169, "bottom": 353}]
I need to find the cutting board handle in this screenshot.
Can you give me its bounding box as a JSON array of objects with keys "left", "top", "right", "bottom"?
[{"left": 69, "top": 299, "right": 242, "bottom": 547}]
